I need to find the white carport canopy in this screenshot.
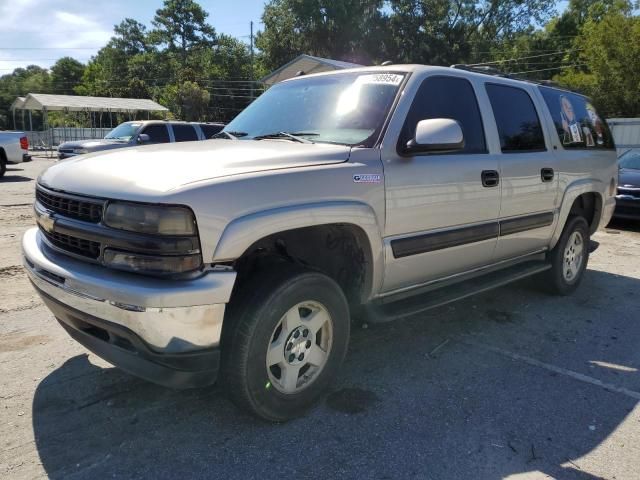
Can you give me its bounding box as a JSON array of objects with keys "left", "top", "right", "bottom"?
[
  {"left": 10, "top": 96, "right": 26, "bottom": 111},
  {"left": 261, "top": 54, "right": 362, "bottom": 86},
  {"left": 16, "top": 93, "right": 168, "bottom": 113}
]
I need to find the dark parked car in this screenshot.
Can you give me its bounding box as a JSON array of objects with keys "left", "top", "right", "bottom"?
[
  {"left": 614, "top": 149, "right": 640, "bottom": 220},
  {"left": 57, "top": 121, "right": 225, "bottom": 159}
]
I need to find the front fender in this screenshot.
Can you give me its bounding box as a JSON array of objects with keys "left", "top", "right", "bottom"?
[{"left": 212, "top": 201, "right": 385, "bottom": 300}]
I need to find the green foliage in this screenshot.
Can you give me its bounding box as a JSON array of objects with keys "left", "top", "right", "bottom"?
[
  {"left": 555, "top": 2, "right": 640, "bottom": 116},
  {"left": 50, "top": 57, "right": 85, "bottom": 95}
]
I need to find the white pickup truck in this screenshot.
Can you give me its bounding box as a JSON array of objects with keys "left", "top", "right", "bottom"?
[{"left": 0, "top": 131, "right": 30, "bottom": 178}]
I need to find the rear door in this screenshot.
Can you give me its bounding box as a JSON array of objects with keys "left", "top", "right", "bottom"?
[
  {"left": 172, "top": 124, "right": 199, "bottom": 142},
  {"left": 484, "top": 83, "right": 560, "bottom": 261}
]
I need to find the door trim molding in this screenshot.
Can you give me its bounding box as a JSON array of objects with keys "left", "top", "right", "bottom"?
[
  {"left": 390, "top": 222, "right": 499, "bottom": 258},
  {"left": 389, "top": 211, "right": 555, "bottom": 259},
  {"left": 499, "top": 212, "right": 555, "bottom": 236}
]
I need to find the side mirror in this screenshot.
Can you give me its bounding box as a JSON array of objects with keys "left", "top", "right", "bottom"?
[
  {"left": 405, "top": 118, "right": 464, "bottom": 154},
  {"left": 137, "top": 133, "right": 150, "bottom": 144}
]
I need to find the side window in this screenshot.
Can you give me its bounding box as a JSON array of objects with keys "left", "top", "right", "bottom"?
[
  {"left": 539, "top": 86, "right": 614, "bottom": 149},
  {"left": 485, "top": 84, "right": 546, "bottom": 152},
  {"left": 140, "top": 124, "right": 170, "bottom": 143},
  {"left": 400, "top": 76, "right": 487, "bottom": 154},
  {"left": 200, "top": 124, "right": 224, "bottom": 138},
  {"left": 172, "top": 124, "right": 199, "bottom": 142}
]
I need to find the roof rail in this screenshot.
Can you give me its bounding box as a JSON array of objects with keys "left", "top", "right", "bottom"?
[{"left": 450, "top": 64, "right": 572, "bottom": 90}]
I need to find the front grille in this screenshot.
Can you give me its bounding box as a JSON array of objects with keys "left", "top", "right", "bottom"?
[
  {"left": 58, "top": 149, "right": 73, "bottom": 154},
  {"left": 36, "top": 188, "right": 103, "bottom": 223},
  {"left": 40, "top": 228, "right": 101, "bottom": 259}
]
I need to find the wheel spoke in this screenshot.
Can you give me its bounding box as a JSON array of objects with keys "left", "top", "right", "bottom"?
[
  {"left": 305, "top": 309, "right": 331, "bottom": 335},
  {"left": 280, "top": 363, "right": 301, "bottom": 392},
  {"left": 282, "top": 306, "right": 301, "bottom": 337},
  {"left": 267, "top": 339, "right": 285, "bottom": 367},
  {"left": 306, "top": 345, "right": 327, "bottom": 367}
]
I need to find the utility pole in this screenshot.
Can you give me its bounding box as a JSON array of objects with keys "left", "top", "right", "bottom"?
[{"left": 250, "top": 20, "right": 255, "bottom": 99}]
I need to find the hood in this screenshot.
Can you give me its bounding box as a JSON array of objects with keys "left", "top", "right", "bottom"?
[
  {"left": 618, "top": 168, "right": 640, "bottom": 189},
  {"left": 40, "top": 139, "right": 351, "bottom": 200},
  {"left": 58, "top": 139, "right": 129, "bottom": 150}
]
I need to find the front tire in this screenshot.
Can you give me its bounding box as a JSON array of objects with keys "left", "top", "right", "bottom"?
[
  {"left": 0, "top": 155, "right": 6, "bottom": 178},
  {"left": 222, "top": 266, "right": 350, "bottom": 421},
  {"left": 543, "top": 216, "right": 590, "bottom": 295}
]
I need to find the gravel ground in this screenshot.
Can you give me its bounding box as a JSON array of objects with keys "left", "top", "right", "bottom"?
[{"left": 1, "top": 157, "right": 640, "bottom": 480}]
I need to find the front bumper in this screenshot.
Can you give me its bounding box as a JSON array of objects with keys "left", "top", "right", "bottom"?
[
  {"left": 614, "top": 195, "right": 640, "bottom": 220},
  {"left": 22, "top": 227, "right": 237, "bottom": 388}
]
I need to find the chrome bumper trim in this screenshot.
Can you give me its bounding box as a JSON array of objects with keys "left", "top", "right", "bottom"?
[{"left": 22, "top": 227, "right": 235, "bottom": 352}]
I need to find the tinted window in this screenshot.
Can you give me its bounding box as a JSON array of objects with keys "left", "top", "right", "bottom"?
[
  {"left": 401, "top": 76, "right": 486, "bottom": 154},
  {"left": 200, "top": 124, "right": 224, "bottom": 138},
  {"left": 486, "top": 84, "right": 545, "bottom": 152},
  {"left": 141, "top": 124, "right": 170, "bottom": 143},
  {"left": 172, "top": 124, "right": 199, "bottom": 142},
  {"left": 539, "top": 86, "right": 614, "bottom": 149}
]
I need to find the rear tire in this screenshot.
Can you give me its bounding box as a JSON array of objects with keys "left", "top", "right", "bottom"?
[
  {"left": 222, "top": 265, "right": 350, "bottom": 422},
  {"left": 543, "top": 216, "right": 590, "bottom": 295},
  {"left": 0, "top": 154, "right": 6, "bottom": 178}
]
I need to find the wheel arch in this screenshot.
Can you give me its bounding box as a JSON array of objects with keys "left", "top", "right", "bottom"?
[
  {"left": 550, "top": 179, "right": 605, "bottom": 250},
  {"left": 213, "top": 201, "right": 385, "bottom": 303}
]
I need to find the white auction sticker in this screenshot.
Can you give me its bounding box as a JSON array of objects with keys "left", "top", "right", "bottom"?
[
  {"left": 356, "top": 73, "right": 404, "bottom": 86},
  {"left": 353, "top": 174, "right": 381, "bottom": 184}
]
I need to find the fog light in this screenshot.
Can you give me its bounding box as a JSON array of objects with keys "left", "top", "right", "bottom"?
[{"left": 103, "top": 249, "right": 202, "bottom": 275}]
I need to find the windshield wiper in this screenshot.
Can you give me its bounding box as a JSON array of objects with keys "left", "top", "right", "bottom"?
[
  {"left": 211, "top": 131, "right": 247, "bottom": 140},
  {"left": 253, "top": 131, "right": 317, "bottom": 144}
]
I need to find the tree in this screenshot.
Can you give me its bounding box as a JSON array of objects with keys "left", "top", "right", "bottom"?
[
  {"left": 161, "top": 81, "right": 210, "bottom": 120},
  {"left": 50, "top": 57, "right": 85, "bottom": 95},
  {"left": 108, "top": 18, "right": 150, "bottom": 55},
  {"left": 256, "top": 0, "right": 385, "bottom": 70},
  {"left": 555, "top": 2, "right": 640, "bottom": 116},
  {"left": 150, "top": 0, "right": 217, "bottom": 69}
]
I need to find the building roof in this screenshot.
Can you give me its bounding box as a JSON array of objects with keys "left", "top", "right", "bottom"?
[
  {"left": 260, "top": 54, "right": 363, "bottom": 86},
  {"left": 15, "top": 93, "right": 168, "bottom": 113}
]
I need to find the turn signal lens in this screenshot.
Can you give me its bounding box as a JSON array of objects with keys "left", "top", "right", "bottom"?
[{"left": 103, "top": 249, "right": 202, "bottom": 275}]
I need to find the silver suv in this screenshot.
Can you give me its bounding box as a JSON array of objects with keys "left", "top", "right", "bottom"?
[
  {"left": 23, "top": 65, "right": 617, "bottom": 421},
  {"left": 57, "top": 120, "right": 224, "bottom": 159}
]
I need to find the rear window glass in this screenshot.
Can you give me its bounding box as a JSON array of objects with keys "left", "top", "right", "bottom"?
[
  {"left": 172, "top": 124, "right": 199, "bottom": 142},
  {"left": 539, "top": 86, "right": 614, "bottom": 149},
  {"left": 486, "top": 84, "right": 546, "bottom": 152}
]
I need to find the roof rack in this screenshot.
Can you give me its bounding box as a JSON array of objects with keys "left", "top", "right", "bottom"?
[{"left": 449, "top": 64, "right": 579, "bottom": 93}]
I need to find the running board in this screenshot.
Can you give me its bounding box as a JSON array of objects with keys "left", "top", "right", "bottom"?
[{"left": 365, "top": 261, "right": 551, "bottom": 323}]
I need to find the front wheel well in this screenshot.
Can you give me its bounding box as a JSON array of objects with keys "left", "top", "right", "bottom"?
[{"left": 230, "top": 224, "right": 374, "bottom": 312}]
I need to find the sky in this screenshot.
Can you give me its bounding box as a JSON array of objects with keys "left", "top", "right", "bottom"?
[{"left": 0, "top": 0, "right": 265, "bottom": 74}]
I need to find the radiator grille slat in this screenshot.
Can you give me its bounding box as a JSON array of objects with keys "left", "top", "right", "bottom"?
[{"left": 36, "top": 189, "right": 103, "bottom": 223}]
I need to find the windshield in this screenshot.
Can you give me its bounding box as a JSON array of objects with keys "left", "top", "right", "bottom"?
[
  {"left": 224, "top": 72, "right": 406, "bottom": 146},
  {"left": 619, "top": 150, "right": 640, "bottom": 170},
  {"left": 105, "top": 122, "right": 142, "bottom": 141}
]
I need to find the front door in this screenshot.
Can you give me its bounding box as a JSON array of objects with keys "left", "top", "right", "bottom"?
[{"left": 381, "top": 74, "right": 501, "bottom": 294}]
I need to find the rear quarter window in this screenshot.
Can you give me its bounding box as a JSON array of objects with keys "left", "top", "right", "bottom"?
[{"left": 539, "top": 86, "right": 614, "bottom": 149}]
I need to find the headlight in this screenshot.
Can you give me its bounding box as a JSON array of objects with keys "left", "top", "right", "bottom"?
[
  {"left": 103, "top": 202, "right": 197, "bottom": 235},
  {"left": 103, "top": 249, "right": 202, "bottom": 275},
  {"left": 73, "top": 148, "right": 89, "bottom": 154}
]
